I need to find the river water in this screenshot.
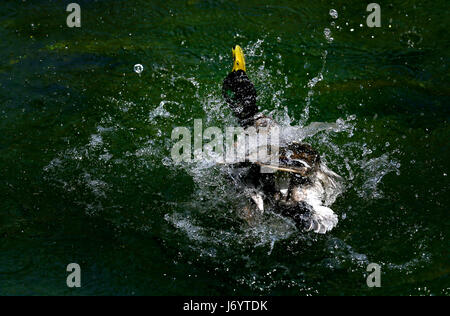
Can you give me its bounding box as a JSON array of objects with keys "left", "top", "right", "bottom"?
[{"left": 0, "top": 0, "right": 448, "bottom": 295}]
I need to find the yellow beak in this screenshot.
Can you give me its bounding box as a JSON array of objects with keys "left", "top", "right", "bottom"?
[{"left": 232, "top": 45, "right": 246, "bottom": 72}]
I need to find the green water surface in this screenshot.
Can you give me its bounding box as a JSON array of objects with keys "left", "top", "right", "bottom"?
[{"left": 0, "top": 0, "right": 449, "bottom": 295}]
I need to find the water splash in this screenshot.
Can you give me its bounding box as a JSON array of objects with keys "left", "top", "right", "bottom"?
[
  {"left": 358, "top": 153, "right": 401, "bottom": 199},
  {"left": 301, "top": 50, "right": 328, "bottom": 124},
  {"left": 41, "top": 42, "right": 406, "bottom": 294}
]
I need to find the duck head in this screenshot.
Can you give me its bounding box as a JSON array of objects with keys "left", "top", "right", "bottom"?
[{"left": 222, "top": 45, "right": 258, "bottom": 126}]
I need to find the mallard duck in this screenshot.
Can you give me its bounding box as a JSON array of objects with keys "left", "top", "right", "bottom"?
[{"left": 222, "top": 45, "right": 342, "bottom": 234}]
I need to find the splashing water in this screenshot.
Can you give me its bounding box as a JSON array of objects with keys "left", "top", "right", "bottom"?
[
  {"left": 1, "top": 0, "right": 447, "bottom": 297},
  {"left": 42, "top": 36, "right": 409, "bottom": 295}
]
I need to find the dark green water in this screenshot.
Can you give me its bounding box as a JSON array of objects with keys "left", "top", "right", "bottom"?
[{"left": 0, "top": 0, "right": 449, "bottom": 295}]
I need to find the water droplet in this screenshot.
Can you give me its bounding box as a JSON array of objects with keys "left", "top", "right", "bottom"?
[
  {"left": 134, "top": 64, "right": 144, "bottom": 74},
  {"left": 329, "top": 9, "right": 338, "bottom": 19},
  {"left": 324, "top": 28, "right": 333, "bottom": 43}
]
